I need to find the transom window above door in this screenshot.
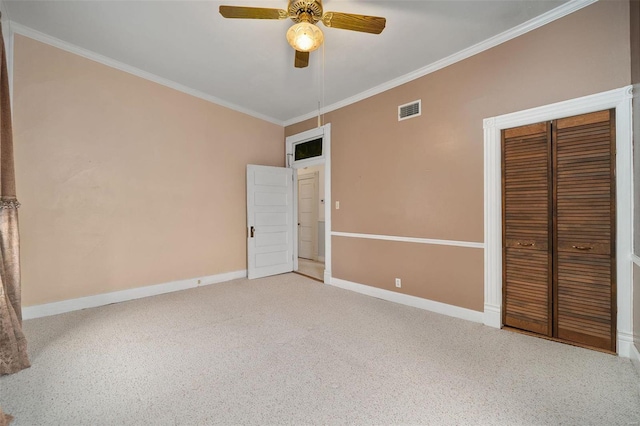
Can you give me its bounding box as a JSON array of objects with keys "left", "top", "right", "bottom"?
[{"left": 294, "top": 137, "right": 323, "bottom": 163}]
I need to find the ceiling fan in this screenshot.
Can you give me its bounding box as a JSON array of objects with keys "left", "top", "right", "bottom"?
[{"left": 219, "top": 1, "right": 386, "bottom": 68}]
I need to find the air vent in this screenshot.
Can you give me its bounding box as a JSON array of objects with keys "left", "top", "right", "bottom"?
[{"left": 398, "top": 100, "right": 421, "bottom": 121}]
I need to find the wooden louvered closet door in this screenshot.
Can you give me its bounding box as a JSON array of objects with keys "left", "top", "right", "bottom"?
[
  {"left": 502, "top": 122, "right": 552, "bottom": 336},
  {"left": 502, "top": 110, "right": 616, "bottom": 353},
  {"left": 553, "top": 110, "right": 616, "bottom": 352}
]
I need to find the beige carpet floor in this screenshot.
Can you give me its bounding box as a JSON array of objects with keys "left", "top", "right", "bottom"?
[{"left": 1, "top": 273, "right": 639, "bottom": 425}]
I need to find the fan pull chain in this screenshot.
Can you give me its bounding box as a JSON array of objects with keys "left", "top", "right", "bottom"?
[
  {"left": 321, "top": 40, "right": 325, "bottom": 126},
  {"left": 316, "top": 40, "right": 325, "bottom": 128},
  {"left": 316, "top": 40, "right": 322, "bottom": 127}
]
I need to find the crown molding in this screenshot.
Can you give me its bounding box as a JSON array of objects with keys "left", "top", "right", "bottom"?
[
  {"left": 283, "top": 0, "right": 598, "bottom": 127},
  {"left": 7, "top": 0, "right": 599, "bottom": 128},
  {"left": 9, "top": 21, "right": 285, "bottom": 126}
]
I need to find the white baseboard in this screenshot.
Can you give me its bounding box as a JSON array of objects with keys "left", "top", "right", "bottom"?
[
  {"left": 329, "top": 277, "right": 484, "bottom": 324},
  {"left": 483, "top": 304, "right": 501, "bottom": 328},
  {"left": 618, "top": 328, "right": 639, "bottom": 360},
  {"left": 618, "top": 331, "right": 637, "bottom": 359},
  {"left": 22, "top": 270, "right": 247, "bottom": 320}
]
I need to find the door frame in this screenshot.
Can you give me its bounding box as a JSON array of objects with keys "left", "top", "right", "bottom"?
[
  {"left": 286, "top": 123, "right": 331, "bottom": 283},
  {"left": 483, "top": 86, "right": 634, "bottom": 356}
]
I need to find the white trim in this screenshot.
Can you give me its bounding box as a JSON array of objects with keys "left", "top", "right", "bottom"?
[
  {"left": 9, "top": 22, "right": 283, "bottom": 126},
  {"left": 330, "top": 277, "right": 484, "bottom": 324},
  {"left": 283, "top": 0, "right": 597, "bottom": 126},
  {"left": 22, "top": 270, "right": 247, "bottom": 320},
  {"left": 332, "top": 231, "right": 484, "bottom": 249},
  {"left": 632, "top": 254, "right": 640, "bottom": 267},
  {"left": 6, "top": 0, "right": 595, "bottom": 127},
  {"left": 618, "top": 331, "right": 637, "bottom": 359},
  {"left": 286, "top": 127, "right": 327, "bottom": 168},
  {"left": 484, "top": 305, "right": 502, "bottom": 329},
  {"left": 483, "top": 85, "right": 634, "bottom": 357},
  {"left": 286, "top": 124, "right": 332, "bottom": 284}
]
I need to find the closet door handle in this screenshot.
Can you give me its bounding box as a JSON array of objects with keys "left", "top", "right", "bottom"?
[
  {"left": 572, "top": 245, "right": 592, "bottom": 251},
  {"left": 517, "top": 242, "right": 535, "bottom": 247}
]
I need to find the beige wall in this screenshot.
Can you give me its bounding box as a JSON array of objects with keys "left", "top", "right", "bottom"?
[
  {"left": 334, "top": 238, "right": 483, "bottom": 311},
  {"left": 631, "top": 0, "right": 640, "bottom": 355},
  {"left": 13, "top": 35, "right": 284, "bottom": 306},
  {"left": 286, "top": 1, "right": 631, "bottom": 312}
]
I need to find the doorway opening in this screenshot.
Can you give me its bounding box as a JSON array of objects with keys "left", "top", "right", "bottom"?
[
  {"left": 296, "top": 165, "right": 325, "bottom": 281},
  {"left": 286, "top": 124, "right": 331, "bottom": 284}
]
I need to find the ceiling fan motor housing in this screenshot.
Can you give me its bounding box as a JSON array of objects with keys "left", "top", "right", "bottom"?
[
  {"left": 219, "top": 0, "right": 386, "bottom": 68},
  {"left": 288, "top": 0, "right": 323, "bottom": 23}
]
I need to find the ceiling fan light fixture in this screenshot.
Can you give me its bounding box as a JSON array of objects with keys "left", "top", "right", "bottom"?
[{"left": 286, "top": 21, "right": 324, "bottom": 52}]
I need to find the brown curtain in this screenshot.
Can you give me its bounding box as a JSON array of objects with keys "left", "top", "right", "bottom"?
[
  {"left": 0, "top": 20, "right": 29, "bottom": 376},
  {"left": 0, "top": 406, "right": 12, "bottom": 426}
]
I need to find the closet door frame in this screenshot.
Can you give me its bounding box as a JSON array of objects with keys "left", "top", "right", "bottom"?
[{"left": 483, "top": 86, "right": 634, "bottom": 357}]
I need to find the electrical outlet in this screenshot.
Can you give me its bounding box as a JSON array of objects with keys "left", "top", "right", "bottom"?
[
  {"left": 395, "top": 278, "right": 401, "bottom": 288},
  {"left": 335, "top": 201, "right": 340, "bottom": 210}
]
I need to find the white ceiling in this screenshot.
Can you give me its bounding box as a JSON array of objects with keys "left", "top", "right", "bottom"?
[{"left": 3, "top": 0, "right": 572, "bottom": 125}]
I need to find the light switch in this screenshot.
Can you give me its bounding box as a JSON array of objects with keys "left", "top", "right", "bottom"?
[{"left": 335, "top": 201, "right": 340, "bottom": 210}]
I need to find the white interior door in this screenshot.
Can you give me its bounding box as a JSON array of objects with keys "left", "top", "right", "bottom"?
[
  {"left": 297, "top": 173, "right": 318, "bottom": 260},
  {"left": 247, "top": 165, "right": 293, "bottom": 279}
]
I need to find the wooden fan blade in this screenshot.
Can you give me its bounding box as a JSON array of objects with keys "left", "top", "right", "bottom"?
[
  {"left": 219, "top": 5, "right": 288, "bottom": 20},
  {"left": 322, "top": 12, "right": 386, "bottom": 34},
  {"left": 295, "top": 50, "right": 309, "bottom": 68}
]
